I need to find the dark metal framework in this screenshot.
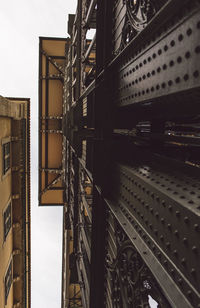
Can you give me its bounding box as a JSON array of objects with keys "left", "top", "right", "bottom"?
[{"left": 62, "top": 0, "right": 200, "bottom": 307}]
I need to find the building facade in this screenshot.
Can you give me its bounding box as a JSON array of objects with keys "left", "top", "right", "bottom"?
[
  {"left": 0, "top": 96, "right": 31, "bottom": 308},
  {"left": 39, "top": 0, "right": 200, "bottom": 307}
]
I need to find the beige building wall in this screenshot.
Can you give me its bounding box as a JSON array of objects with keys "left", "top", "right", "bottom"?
[
  {"left": 0, "top": 116, "right": 13, "bottom": 308},
  {"left": 0, "top": 96, "right": 31, "bottom": 308}
]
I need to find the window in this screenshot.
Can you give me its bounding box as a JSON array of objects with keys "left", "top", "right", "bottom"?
[
  {"left": 4, "top": 202, "right": 11, "bottom": 241},
  {"left": 3, "top": 142, "right": 11, "bottom": 174},
  {"left": 4, "top": 260, "right": 12, "bottom": 304}
]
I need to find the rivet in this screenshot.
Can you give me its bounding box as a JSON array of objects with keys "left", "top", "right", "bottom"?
[
  {"left": 167, "top": 224, "right": 171, "bottom": 230},
  {"left": 194, "top": 70, "right": 199, "bottom": 78},
  {"left": 170, "top": 40, "right": 175, "bottom": 47},
  {"left": 184, "top": 216, "right": 189, "bottom": 223},
  {"left": 173, "top": 250, "right": 178, "bottom": 256},
  {"left": 183, "top": 237, "right": 188, "bottom": 244},
  {"left": 166, "top": 242, "right": 170, "bottom": 248},
  {"left": 191, "top": 268, "right": 196, "bottom": 275},
  {"left": 174, "top": 230, "right": 179, "bottom": 236},
  {"left": 168, "top": 205, "right": 172, "bottom": 211},
  {"left": 160, "top": 235, "right": 164, "bottom": 241},
  {"left": 181, "top": 258, "right": 186, "bottom": 265},
  {"left": 178, "top": 278, "right": 183, "bottom": 284},
  {"left": 177, "top": 56, "right": 182, "bottom": 63},
  {"left": 178, "top": 34, "right": 184, "bottom": 41},
  {"left": 175, "top": 211, "right": 180, "bottom": 217},
  {"left": 154, "top": 229, "right": 158, "bottom": 235},
  {"left": 187, "top": 290, "right": 192, "bottom": 298},
  {"left": 195, "top": 46, "right": 200, "bottom": 53},
  {"left": 170, "top": 268, "right": 174, "bottom": 274},
  {"left": 194, "top": 224, "right": 199, "bottom": 231},
  {"left": 161, "top": 218, "right": 165, "bottom": 224},
  {"left": 164, "top": 45, "right": 168, "bottom": 51},
  {"left": 192, "top": 246, "right": 198, "bottom": 254},
  {"left": 197, "top": 21, "right": 200, "bottom": 29}
]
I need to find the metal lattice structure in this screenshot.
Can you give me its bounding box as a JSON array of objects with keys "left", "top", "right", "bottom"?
[{"left": 55, "top": 0, "right": 200, "bottom": 307}]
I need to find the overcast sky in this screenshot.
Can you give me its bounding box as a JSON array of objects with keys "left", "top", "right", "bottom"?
[{"left": 0, "top": 1, "right": 76, "bottom": 307}]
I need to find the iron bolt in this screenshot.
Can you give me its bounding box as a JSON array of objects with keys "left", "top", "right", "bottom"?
[
  {"left": 184, "top": 217, "right": 189, "bottom": 223},
  {"left": 183, "top": 238, "right": 188, "bottom": 244},
  {"left": 174, "top": 230, "right": 179, "bottom": 236},
  {"left": 192, "top": 246, "right": 198, "bottom": 254}
]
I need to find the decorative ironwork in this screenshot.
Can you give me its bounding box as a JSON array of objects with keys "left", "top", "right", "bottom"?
[
  {"left": 106, "top": 222, "right": 170, "bottom": 308},
  {"left": 127, "top": 1, "right": 156, "bottom": 28},
  {"left": 123, "top": 0, "right": 155, "bottom": 43},
  {"left": 115, "top": 0, "right": 164, "bottom": 54}
]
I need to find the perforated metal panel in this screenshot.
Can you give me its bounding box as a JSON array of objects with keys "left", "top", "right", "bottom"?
[
  {"left": 111, "top": 2, "right": 200, "bottom": 113},
  {"left": 107, "top": 155, "right": 200, "bottom": 307}
]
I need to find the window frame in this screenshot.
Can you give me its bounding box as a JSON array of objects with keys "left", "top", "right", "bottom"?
[
  {"left": 1, "top": 137, "right": 11, "bottom": 178},
  {"left": 2, "top": 142, "right": 11, "bottom": 175},
  {"left": 4, "top": 258, "right": 13, "bottom": 305},
  {"left": 3, "top": 200, "right": 12, "bottom": 242}
]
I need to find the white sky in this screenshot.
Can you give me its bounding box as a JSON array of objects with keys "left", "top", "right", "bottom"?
[{"left": 0, "top": 1, "right": 77, "bottom": 307}]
